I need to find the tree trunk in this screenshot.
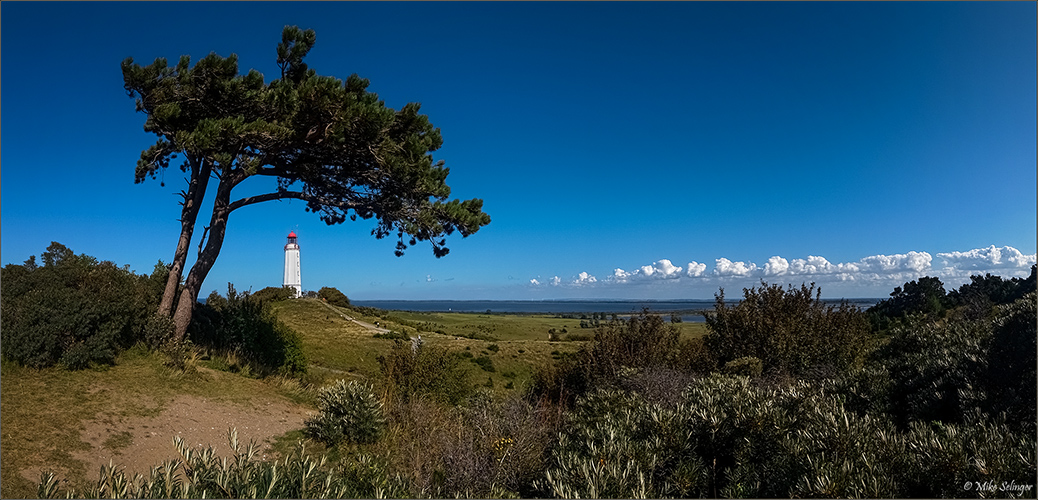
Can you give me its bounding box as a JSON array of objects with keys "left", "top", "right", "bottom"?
[
  {"left": 159, "top": 158, "right": 212, "bottom": 317},
  {"left": 171, "top": 179, "right": 231, "bottom": 341}
]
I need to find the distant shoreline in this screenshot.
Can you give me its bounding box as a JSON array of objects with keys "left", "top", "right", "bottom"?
[{"left": 351, "top": 298, "right": 882, "bottom": 315}]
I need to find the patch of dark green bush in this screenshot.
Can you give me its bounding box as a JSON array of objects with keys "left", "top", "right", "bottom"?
[
  {"left": 705, "top": 282, "right": 870, "bottom": 377},
  {"left": 1, "top": 242, "right": 165, "bottom": 369},
  {"left": 189, "top": 284, "right": 307, "bottom": 377},
  {"left": 861, "top": 291, "right": 1037, "bottom": 434},
  {"left": 722, "top": 356, "right": 763, "bottom": 378},
  {"left": 317, "top": 286, "right": 351, "bottom": 308},
  {"left": 486, "top": 343, "right": 500, "bottom": 353},
  {"left": 542, "top": 374, "right": 1036, "bottom": 499},
  {"left": 471, "top": 355, "right": 496, "bottom": 373},
  {"left": 249, "top": 285, "right": 297, "bottom": 304},
  {"left": 372, "top": 330, "right": 409, "bottom": 341}
]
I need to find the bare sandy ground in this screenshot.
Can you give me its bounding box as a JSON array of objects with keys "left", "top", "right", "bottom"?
[{"left": 22, "top": 390, "right": 312, "bottom": 485}]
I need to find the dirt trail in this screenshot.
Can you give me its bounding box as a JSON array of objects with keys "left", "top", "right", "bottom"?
[
  {"left": 29, "top": 390, "right": 312, "bottom": 484},
  {"left": 318, "top": 300, "right": 391, "bottom": 333}
]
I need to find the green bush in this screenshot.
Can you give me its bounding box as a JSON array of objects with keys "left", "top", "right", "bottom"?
[
  {"left": 0, "top": 243, "right": 163, "bottom": 369},
  {"left": 305, "top": 380, "right": 386, "bottom": 445},
  {"left": 188, "top": 284, "right": 307, "bottom": 377},
  {"left": 377, "top": 344, "right": 472, "bottom": 405},
  {"left": 543, "top": 374, "right": 1038, "bottom": 499},
  {"left": 471, "top": 355, "right": 496, "bottom": 373},
  {"left": 722, "top": 356, "right": 763, "bottom": 378},
  {"left": 867, "top": 276, "right": 950, "bottom": 331},
  {"left": 249, "top": 286, "right": 296, "bottom": 304},
  {"left": 705, "top": 282, "right": 870, "bottom": 377},
  {"left": 986, "top": 292, "right": 1037, "bottom": 433},
  {"left": 317, "top": 286, "right": 350, "bottom": 308},
  {"left": 868, "top": 291, "right": 1037, "bottom": 434}
]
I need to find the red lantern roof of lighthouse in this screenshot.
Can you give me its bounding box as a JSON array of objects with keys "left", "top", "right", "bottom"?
[{"left": 288, "top": 231, "right": 297, "bottom": 238}]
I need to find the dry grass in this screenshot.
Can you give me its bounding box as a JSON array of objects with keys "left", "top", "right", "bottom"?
[{"left": 0, "top": 345, "right": 314, "bottom": 498}]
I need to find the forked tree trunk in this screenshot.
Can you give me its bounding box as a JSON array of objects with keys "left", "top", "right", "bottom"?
[
  {"left": 159, "top": 158, "right": 212, "bottom": 317},
  {"left": 171, "top": 180, "right": 231, "bottom": 341}
]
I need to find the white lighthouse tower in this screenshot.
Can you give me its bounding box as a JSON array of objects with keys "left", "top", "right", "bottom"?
[{"left": 283, "top": 231, "right": 302, "bottom": 298}]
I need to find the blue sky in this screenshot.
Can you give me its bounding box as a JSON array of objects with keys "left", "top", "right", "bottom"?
[{"left": 2, "top": 1, "right": 1035, "bottom": 300}]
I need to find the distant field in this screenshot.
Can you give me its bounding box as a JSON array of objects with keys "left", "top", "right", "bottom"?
[{"left": 269, "top": 299, "right": 599, "bottom": 392}]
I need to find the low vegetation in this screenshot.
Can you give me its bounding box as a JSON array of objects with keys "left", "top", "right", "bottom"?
[{"left": 3, "top": 244, "right": 1034, "bottom": 498}]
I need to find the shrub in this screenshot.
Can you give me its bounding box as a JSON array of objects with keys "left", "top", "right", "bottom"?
[
  {"left": 585, "top": 310, "right": 682, "bottom": 382},
  {"left": 867, "top": 276, "right": 950, "bottom": 331},
  {"left": 378, "top": 344, "right": 472, "bottom": 405},
  {"left": 317, "top": 286, "right": 350, "bottom": 307},
  {"left": 0, "top": 243, "right": 162, "bottom": 369},
  {"left": 188, "top": 284, "right": 307, "bottom": 377},
  {"left": 705, "top": 282, "right": 870, "bottom": 377},
  {"left": 471, "top": 355, "right": 496, "bottom": 373},
  {"left": 874, "top": 316, "right": 991, "bottom": 428},
  {"left": 249, "top": 286, "right": 296, "bottom": 304},
  {"left": 305, "top": 380, "right": 386, "bottom": 445},
  {"left": 542, "top": 373, "right": 1037, "bottom": 499},
  {"left": 985, "top": 292, "right": 1037, "bottom": 433},
  {"left": 722, "top": 356, "right": 763, "bottom": 378}
]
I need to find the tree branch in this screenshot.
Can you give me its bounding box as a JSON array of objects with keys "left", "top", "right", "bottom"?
[
  {"left": 197, "top": 225, "right": 210, "bottom": 258},
  {"left": 228, "top": 190, "right": 360, "bottom": 213}
]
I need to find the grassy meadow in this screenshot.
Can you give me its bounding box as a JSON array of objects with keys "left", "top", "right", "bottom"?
[{"left": 268, "top": 299, "right": 708, "bottom": 395}]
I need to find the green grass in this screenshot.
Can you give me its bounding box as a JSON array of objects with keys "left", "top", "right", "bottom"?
[{"left": 271, "top": 299, "right": 591, "bottom": 394}]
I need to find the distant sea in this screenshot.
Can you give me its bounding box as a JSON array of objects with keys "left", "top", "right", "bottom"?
[{"left": 351, "top": 299, "right": 882, "bottom": 323}]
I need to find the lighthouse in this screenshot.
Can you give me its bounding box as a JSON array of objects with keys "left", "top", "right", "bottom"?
[{"left": 284, "top": 231, "right": 302, "bottom": 298}]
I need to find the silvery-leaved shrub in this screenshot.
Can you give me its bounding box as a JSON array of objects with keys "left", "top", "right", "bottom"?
[{"left": 306, "top": 380, "right": 386, "bottom": 445}]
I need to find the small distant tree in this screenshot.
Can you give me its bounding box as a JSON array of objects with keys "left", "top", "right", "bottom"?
[{"left": 318, "top": 286, "right": 350, "bottom": 307}]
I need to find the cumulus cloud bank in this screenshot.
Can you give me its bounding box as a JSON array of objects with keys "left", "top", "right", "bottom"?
[
  {"left": 612, "top": 259, "right": 684, "bottom": 282},
  {"left": 686, "top": 261, "right": 707, "bottom": 277},
  {"left": 529, "top": 245, "right": 1033, "bottom": 292},
  {"left": 714, "top": 258, "right": 758, "bottom": 277},
  {"left": 938, "top": 245, "right": 1037, "bottom": 270},
  {"left": 574, "top": 272, "right": 598, "bottom": 285}
]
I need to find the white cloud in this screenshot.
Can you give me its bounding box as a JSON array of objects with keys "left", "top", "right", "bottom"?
[
  {"left": 714, "top": 258, "right": 758, "bottom": 277},
  {"left": 763, "top": 256, "right": 789, "bottom": 276},
  {"left": 858, "top": 251, "right": 932, "bottom": 274},
  {"left": 574, "top": 271, "right": 598, "bottom": 285},
  {"left": 611, "top": 259, "right": 684, "bottom": 282},
  {"left": 686, "top": 261, "right": 707, "bottom": 277},
  {"left": 937, "top": 245, "right": 1036, "bottom": 270},
  {"left": 613, "top": 268, "right": 633, "bottom": 282},
  {"left": 529, "top": 245, "right": 1032, "bottom": 296}
]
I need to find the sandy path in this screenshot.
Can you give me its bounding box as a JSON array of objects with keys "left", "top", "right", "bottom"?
[{"left": 66, "top": 393, "right": 312, "bottom": 481}]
